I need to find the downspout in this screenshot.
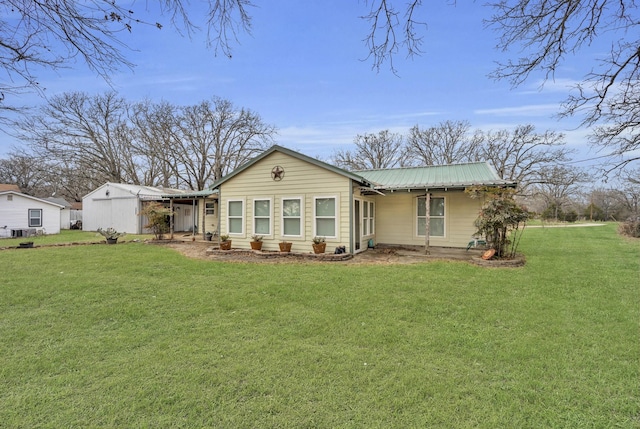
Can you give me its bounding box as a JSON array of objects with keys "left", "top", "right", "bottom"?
[
  {"left": 425, "top": 189, "right": 430, "bottom": 255},
  {"left": 349, "top": 181, "right": 354, "bottom": 254}
]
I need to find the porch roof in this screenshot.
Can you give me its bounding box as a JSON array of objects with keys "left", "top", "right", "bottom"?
[
  {"left": 355, "top": 162, "right": 516, "bottom": 191},
  {"left": 161, "top": 189, "right": 217, "bottom": 199}
]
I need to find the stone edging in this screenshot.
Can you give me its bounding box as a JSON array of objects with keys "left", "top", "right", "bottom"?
[{"left": 206, "top": 247, "right": 353, "bottom": 261}]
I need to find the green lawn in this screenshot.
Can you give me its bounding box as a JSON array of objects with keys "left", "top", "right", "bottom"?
[
  {"left": 0, "top": 229, "right": 154, "bottom": 246},
  {"left": 1, "top": 225, "right": 638, "bottom": 427}
]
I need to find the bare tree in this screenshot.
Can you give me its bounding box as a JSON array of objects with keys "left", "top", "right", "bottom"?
[
  {"left": 361, "top": 0, "right": 426, "bottom": 73},
  {"left": 332, "top": 130, "right": 405, "bottom": 170},
  {"left": 487, "top": 1, "right": 640, "bottom": 169},
  {"left": 0, "top": 151, "right": 50, "bottom": 196},
  {"left": 615, "top": 169, "right": 640, "bottom": 217},
  {"left": 0, "top": 1, "right": 253, "bottom": 105},
  {"left": 173, "top": 97, "right": 275, "bottom": 190},
  {"left": 534, "top": 165, "right": 590, "bottom": 220},
  {"left": 406, "top": 120, "right": 483, "bottom": 166},
  {"left": 129, "top": 100, "right": 182, "bottom": 188},
  {"left": 16, "top": 91, "right": 142, "bottom": 185},
  {"left": 478, "top": 125, "right": 570, "bottom": 193}
]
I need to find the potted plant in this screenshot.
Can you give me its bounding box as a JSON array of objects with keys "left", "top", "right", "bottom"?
[
  {"left": 97, "top": 227, "right": 125, "bottom": 244},
  {"left": 18, "top": 241, "right": 34, "bottom": 248},
  {"left": 312, "top": 236, "right": 326, "bottom": 254},
  {"left": 205, "top": 231, "right": 213, "bottom": 241},
  {"left": 279, "top": 240, "right": 292, "bottom": 253},
  {"left": 219, "top": 234, "right": 232, "bottom": 250},
  {"left": 250, "top": 234, "right": 263, "bottom": 251}
]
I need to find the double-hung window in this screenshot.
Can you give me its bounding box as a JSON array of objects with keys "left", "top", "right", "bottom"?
[
  {"left": 282, "top": 198, "right": 302, "bottom": 237},
  {"left": 28, "top": 209, "right": 42, "bottom": 227},
  {"left": 363, "top": 201, "right": 374, "bottom": 236},
  {"left": 228, "top": 200, "right": 244, "bottom": 234},
  {"left": 417, "top": 197, "right": 445, "bottom": 237},
  {"left": 253, "top": 199, "right": 271, "bottom": 235},
  {"left": 315, "top": 197, "right": 336, "bottom": 238}
]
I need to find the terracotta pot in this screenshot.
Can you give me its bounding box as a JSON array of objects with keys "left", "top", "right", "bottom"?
[
  {"left": 279, "top": 242, "right": 292, "bottom": 252},
  {"left": 219, "top": 240, "right": 232, "bottom": 250},
  {"left": 250, "top": 241, "right": 263, "bottom": 251},
  {"left": 312, "top": 242, "right": 326, "bottom": 254}
]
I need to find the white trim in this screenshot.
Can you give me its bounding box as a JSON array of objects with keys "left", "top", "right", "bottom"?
[
  {"left": 0, "top": 191, "right": 65, "bottom": 208},
  {"left": 28, "top": 208, "right": 43, "bottom": 227},
  {"left": 313, "top": 195, "right": 339, "bottom": 239},
  {"left": 362, "top": 200, "right": 375, "bottom": 237},
  {"left": 252, "top": 197, "right": 273, "bottom": 237},
  {"left": 280, "top": 196, "right": 304, "bottom": 239},
  {"left": 227, "top": 198, "right": 245, "bottom": 236}
]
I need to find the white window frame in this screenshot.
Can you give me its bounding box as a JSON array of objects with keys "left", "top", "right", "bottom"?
[
  {"left": 205, "top": 201, "right": 215, "bottom": 216},
  {"left": 28, "top": 208, "right": 43, "bottom": 227},
  {"left": 313, "top": 196, "right": 338, "bottom": 239},
  {"left": 252, "top": 197, "right": 273, "bottom": 237},
  {"left": 281, "top": 196, "right": 303, "bottom": 238},
  {"left": 227, "top": 199, "right": 245, "bottom": 236},
  {"left": 363, "top": 200, "right": 375, "bottom": 236},
  {"left": 416, "top": 196, "right": 446, "bottom": 237}
]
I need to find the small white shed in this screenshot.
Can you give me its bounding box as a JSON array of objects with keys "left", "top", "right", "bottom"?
[
  {"left": 0, "top": 191, "right": 65, "bottom": 238},
  {"left": 82, "top": 183, "right": 217, "bottom": 235}
]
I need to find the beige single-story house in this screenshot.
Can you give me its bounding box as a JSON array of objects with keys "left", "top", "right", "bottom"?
[{"left": 211, "top": 145, "right": 515, "bottom": 254}]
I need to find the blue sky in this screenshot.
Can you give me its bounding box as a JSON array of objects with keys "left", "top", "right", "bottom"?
[{"left": 1, "top": 1, "right": 602, "bottom": 166}]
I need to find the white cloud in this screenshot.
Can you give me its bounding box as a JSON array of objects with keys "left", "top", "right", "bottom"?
[{"left": 474, "top": 104, "right": 561, "bottom": 117}]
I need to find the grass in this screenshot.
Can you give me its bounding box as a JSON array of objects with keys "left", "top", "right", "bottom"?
[
  {"left": 0, "top": 224, "right": 638, "bottom": 427},
  {"left": 0, "top": 230, "right": 154, "bottom": 246}
]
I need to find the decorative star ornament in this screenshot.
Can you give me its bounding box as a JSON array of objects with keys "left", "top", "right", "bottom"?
[{"left": 271, "top": 165, "right": 285, "bottom": 181}]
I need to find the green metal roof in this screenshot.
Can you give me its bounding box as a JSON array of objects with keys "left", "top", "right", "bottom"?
[{"left": 356, "top": 162, "right": 515, "bottom": 190}]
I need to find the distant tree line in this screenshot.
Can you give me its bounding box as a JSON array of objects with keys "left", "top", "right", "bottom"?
[
  {"left": 330, "top": 121, "right": 640, "bottom": 221},
  {"left": 330, "top": 120, "right": 575, "bottom": 194},
  {"left": 0, "top": 91, "right": 275, "bottom": 202},
  {"left": 2, "top": 94, "right": 639, "bottom": 223}
]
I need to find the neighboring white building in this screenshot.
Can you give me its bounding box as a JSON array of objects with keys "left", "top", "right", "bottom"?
[
  {"left": 0, "top": 191, "right": 65, "bottom": 238},
  {"left": 82, "top": 183, "right": 217, "bottom": 235},
  {"left": 44, "top": 197, "right": 83, "bottom": 230}
]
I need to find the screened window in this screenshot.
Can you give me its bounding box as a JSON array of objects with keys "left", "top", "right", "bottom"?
[
  {"left": 228, "top": 200, "right": 244, "bottom": 234},
  {"left": 205, "top": 202, "right": 215, "bottom": 215},
  {"left": 315, "top": 197, "right": 336, "bottom": 237},
  {"left": 417, "top": 197, "right": 445, "bottom": 237},
  {"left": 363, "top": 201, "right": 374, "bottom": 236},
  {"left": 253, "top": 199, "right": 271, "bottom": 235},
  {"left": 28, "top": 209, "right": 42, "bottom": 227},
  {"left": 282, "top": 198, "right": 301, "bottom": 236}
]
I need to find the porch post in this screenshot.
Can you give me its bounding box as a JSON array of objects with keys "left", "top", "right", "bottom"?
[
  {"left": 169, "top": 199, "right": 174, "bottom": 240},
  {"left": 425, "top": 189, "right": 430, "bottom": 255},
  {"left": 201, "top": 196, "right": 206, "bottom": 240},
  {"left": 192, "top": 199, "right": 196, "bottom": 237}
]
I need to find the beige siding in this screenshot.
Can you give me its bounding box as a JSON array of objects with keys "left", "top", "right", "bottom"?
[
  {"left": 196, "top": 198, "right": 218, "bottom": 235},
  {"left": 374, "top": 189, "right": 481, "bottom": 248},
  {"left": 219, "top": 152, "right": 353, "bottom": 252}
]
